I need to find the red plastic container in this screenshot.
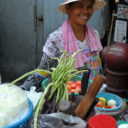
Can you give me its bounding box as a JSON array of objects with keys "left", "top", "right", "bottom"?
[{"left": 88, "top": 114, "right": 117, "bottom": 128}]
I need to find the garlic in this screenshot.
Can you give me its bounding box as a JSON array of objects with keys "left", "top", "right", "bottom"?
[{"left": 107, "top": 99, "right": 117, "bottom": 106}]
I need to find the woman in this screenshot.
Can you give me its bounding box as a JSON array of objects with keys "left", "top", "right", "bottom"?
[{"left": 21, "top": 0, "right": 106, "bottom": 91}]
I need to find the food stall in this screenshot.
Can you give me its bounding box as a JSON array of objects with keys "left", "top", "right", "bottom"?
[
  {"left": 0, "top": 0, "right": 128, "bottom": 127},
  {"left": 0, "top": 45, "right": 128, "bottom": 128}
]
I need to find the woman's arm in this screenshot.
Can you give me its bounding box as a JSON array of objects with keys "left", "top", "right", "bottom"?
[
  {"left": 38, "top": 53, "right": 57, "bottom": 70},
  {"left": 20, "top": 53, "right": 58, "bottom": 91}
]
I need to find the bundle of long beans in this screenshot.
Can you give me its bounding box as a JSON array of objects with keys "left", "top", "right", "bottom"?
[
  {"left": 7, "top": 50, "right": 88, "bottom": 128},
  {"left": 34, "top": 50, "right": 88, "bottom": 128}
]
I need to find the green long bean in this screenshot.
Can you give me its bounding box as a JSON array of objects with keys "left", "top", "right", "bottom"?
[{"left": 34, "top": 50, "right": 88, "bottom": 128}]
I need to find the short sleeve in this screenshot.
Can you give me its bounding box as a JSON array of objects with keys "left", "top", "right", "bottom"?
[{"left": 43, "top": 28, "right": 64, "bottom": 58}]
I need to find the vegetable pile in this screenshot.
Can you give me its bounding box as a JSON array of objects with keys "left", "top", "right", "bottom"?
[
  {"left": 7, "top": 50, "right": 87, "bottom": 128},
  {"left": 96, "top": 97, "right": 117, "bottom": 109},
  {"left": 67, "top": 80, "right": 81, "bottom": 93}
]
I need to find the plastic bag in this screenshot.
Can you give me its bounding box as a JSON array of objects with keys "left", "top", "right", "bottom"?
[
  {"left": 25, "top": 86, "right": 42, "bottom": 108},
  {"left": 28, "top": 112, "right": 87, "bottom": 128}
]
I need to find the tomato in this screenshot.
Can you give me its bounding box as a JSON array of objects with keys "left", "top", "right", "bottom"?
[
  {"left": 67, "top": 84, "right": 72, "bottom": 92},
  {"left": 67, "top": 81, "right": 75, "bottom": 85},
  {"left": 76, "top": 85, "right": 81, "bottom": 89},
  {"left": 67, "top": 80, "right": 82, "bottom": 93},
  {"left": 76, "top": 85, "right": 81, "bottom": 91},
  {"left": 75, "top": 88, "right": 81, "bottom": 93},
  {"left": 104, "top": 106, "right": 112, "bottom": 109},
  {"left": 71, "top": 89, "right": 76, "bottom": 93},
  {"left": 70, "top": 83, "right": 77, "bottom": 89},
  {"left": 96, "top": 102, "right": 103, "bottom": 108},
  {"left": 76, "top": 80, "right": 81, "bottom": 86},
  {"left": 68, "top": 91, "right": 72, "bottom": 94}
]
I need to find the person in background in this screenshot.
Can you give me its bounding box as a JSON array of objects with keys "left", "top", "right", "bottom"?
[{"left": 21, "top": 0, "right": 106, "bottom": 91}]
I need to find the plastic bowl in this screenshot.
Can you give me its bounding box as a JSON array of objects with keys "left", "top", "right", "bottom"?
[
  {"left": 95, "top": 92, "right": 123, "bottom": 112},
  {"left": 3, "top": 99, "right": 33, "bottom": 128}
]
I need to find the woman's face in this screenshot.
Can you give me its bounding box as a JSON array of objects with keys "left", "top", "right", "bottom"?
[{"left": 67, "top": 0, "right": 94, "bottom": 26}]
